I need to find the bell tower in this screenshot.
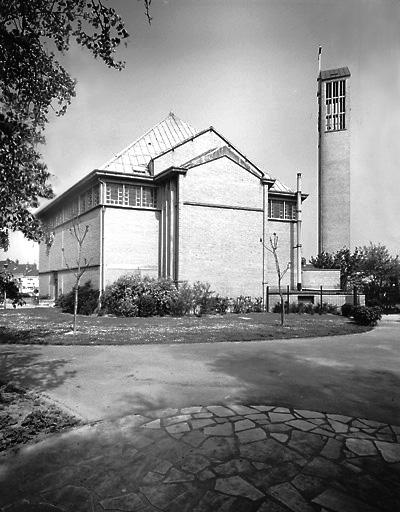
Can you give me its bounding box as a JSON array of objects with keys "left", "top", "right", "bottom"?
[{"left": 318, "top": 66, "right": 351, "bottom": 254}]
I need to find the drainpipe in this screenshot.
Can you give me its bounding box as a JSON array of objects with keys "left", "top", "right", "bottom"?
[
  {"left": 98, "top": 179, "right": 106, "bottom": 303},
  {"left": 296, "top": 172, "right": 302, "bottom": 291},
  {"left": 262, "top": 183, "right": 266, "bottom": 309}
]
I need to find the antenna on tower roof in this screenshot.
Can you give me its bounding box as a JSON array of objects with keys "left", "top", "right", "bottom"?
[{"left": 318, "top": 46, "right": 322, "bottom": 74}]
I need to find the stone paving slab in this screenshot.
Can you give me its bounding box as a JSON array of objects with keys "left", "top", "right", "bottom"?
[{"left": 1, "top": 403, "right": 400, "bottom": 512}]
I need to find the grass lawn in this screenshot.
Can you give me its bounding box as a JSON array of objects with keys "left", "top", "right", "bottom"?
[{"left": 0, "top": 307, "right": 372, "bottom": 345}]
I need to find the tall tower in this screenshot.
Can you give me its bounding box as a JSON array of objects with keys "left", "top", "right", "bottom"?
[{"left": 318, "top": 66, "right": 351, "bottom": 254}]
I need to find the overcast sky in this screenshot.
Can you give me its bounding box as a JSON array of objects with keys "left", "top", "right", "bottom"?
[{"left": 2, "top": 0, "right": 400, "bottom": 263}]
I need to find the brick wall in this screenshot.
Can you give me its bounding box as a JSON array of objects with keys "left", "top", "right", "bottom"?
[
  {"left": 178, "top": 157, "right": 265, "bottom": 297},
  {"left": 39, "top": 208, "right": 101, "bottom": 297},
  {"left": 103, "top": 207, "right": 160, "bottom": 286},
  {"left": 302, "top": 268, "right": 341, "bottom": 290},
  {"left": 181, "top": 157, "right": 263, "bottom": 208},
  {"left": 266, "top": 220, "right": 296, "bottom": 289}
]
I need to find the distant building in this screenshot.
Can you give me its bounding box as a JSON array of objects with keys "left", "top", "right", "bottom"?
[
  {"left": 0, "top": 259, "right": 39, "bottom": 296},
  {"left": 36, "top": 113, "right": 307, "bottom": 300}
]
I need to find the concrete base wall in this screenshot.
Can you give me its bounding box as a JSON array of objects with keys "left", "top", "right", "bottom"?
[{"left": 267, "top": 292, "right": 365, "bottom": 311}]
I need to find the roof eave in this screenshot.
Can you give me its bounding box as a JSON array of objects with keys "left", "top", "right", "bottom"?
[
  {"left": 35, "top": 170, "right": 99, "bottom": 218},
  {"left": 36, "top": 169, "right": 156, "bottom": 218},
  {"left": 261, "top": 177, "right": 276, "bottom": 188},
  {"left": 154, "top": 167, "right": 188, "bottom": 183},
  {"left": 269, "top": 190, "right": 309, "bottom": 200}
]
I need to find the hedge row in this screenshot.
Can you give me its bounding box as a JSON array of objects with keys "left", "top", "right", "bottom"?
[
  {"left": 55, "top": 276, "right": 263, "bottom": 317},
  {"left": 55, "top": 275, "right": 383, "bottom": 326}
]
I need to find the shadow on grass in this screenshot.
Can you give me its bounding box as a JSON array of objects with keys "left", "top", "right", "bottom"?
[
  {"left": 0, "top": 326, "right": 61, "bottom": 344},
  {"left": 0, "top": 348, "right": 77, "bottom": 391}
]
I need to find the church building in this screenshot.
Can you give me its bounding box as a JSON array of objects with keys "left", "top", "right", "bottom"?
[
  {"left": 37, "top": 65, "right": 351, "bottom": 303},
  {"left": 37, "top": 113, "right": 306, "bottom": 300}
]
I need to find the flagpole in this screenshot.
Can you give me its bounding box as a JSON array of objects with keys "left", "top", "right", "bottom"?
[{"left": 318, "top": 46, "right": 322, "bottom": 74}]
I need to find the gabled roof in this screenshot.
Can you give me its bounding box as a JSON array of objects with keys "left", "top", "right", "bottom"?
[
  {"left": 100, "top": 112, "right": 197, "bottom": 175},
  {"left": 270, "top": 179, "right": 294, "bottom": 194},
  {"left": 180, "top": 145, "right": 265, "bottom": 179},
  {"left": 269, "top": 178, "right": 308, "bottom": 201}
]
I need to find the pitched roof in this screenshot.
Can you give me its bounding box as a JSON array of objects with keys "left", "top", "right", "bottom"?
[
  {"left": 270, "top": 179, "right": 294, "bottom": 194},
  {"left": 0, "top": 259, "right": 38, "bottom": 276},
  {"left": 319, "top": 67, "right": 350, "bottom": 81},
  {"left": 181, "top": 145, "right": 265, "bottom": 178},
  {"left": 100, "top": 112, "right": 197, "bottom": 175}
]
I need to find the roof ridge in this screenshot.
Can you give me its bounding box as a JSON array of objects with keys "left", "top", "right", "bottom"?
[{"left": 100, "top": 113, "right": 197, "bottom": 171}]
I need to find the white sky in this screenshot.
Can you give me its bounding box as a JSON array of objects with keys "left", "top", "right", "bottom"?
[{"left": 2, "top": 0, "right": 400, "bottom": 263}]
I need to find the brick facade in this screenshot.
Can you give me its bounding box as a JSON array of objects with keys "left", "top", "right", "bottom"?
[
  {"left": 37, "top": 117, "right": 305, "bottom": 300},
  {"left": 103, "top": 207, "right": 159, "bottom": 285}
]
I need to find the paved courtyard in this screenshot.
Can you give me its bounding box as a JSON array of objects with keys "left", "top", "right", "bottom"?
[{"left": 1, "top": 403, "right": 400, "bottom": 511}]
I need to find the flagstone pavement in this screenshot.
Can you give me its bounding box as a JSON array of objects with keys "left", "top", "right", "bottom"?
[{"left": 1, "top": 403, "right": 400, "bottom": 512}]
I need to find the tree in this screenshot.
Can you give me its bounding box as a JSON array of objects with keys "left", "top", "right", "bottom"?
[
  {"left": 263, "top": 233, "right": 290, "bottom": 326},
  {"left": 357, "top": 243, "right": 400, "bottom": 307},
  {"left": 61, "top": 218, "right": 92, "bottom": 333},
  {"left": 0, "top": 266, "right": 24, "bottom": 309},
  {"left": 310, "top": 244, "right": 400, "bottom": 309},
  {"left": 0, "top": 0, "right": 151, "bottom": 250}
]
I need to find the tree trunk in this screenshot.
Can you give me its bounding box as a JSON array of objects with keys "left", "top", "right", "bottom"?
[
  {"left": 278, "top": 281, "right": 284, "bottom": 326},
  {"left": 73, "top": 285, "right": 78, "bottom": 334}
]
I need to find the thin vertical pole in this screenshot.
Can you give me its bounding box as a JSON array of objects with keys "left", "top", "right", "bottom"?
[
  {"left": 320, "top": 285, "right": 323, "bottom": 313},
  {"left": 317, "top": 46, "right": 323, "bottom": 253},
  {"left": 286, "top": 285, "right": 290, "bottom": 314},
  {"left": 318, "top": 46, "right": 322, "bottom": 74},
  {"left": 353, "top": 285, "right": 358, "bottom": 306},
  {"left": 296, "top": 173, "right": 302, "bottom": 291},
  {"left": 266, "top": 286, "right": 269, "bottom": 313}
]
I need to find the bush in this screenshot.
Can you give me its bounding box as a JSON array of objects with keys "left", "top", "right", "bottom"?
[
  {"left": 288, "top": 302, "right": 314, "bottom": 314},
  {"left": 102, "top": 275, "right": 179, "bottom": 317},
  {"left": 314, "top": 302, "right": 339, "bottom": 315},
  {"left": 56, "top": 281, "right": 99, "bottom": 315},
  {"left": 102, "top": 275, "right": 263, "bottom": 318},
  {"left": 232, "top": 296, "right": 263, "bottom": 314},
  {"left": 341, "top": 303, "right": 354, "bottom": 317},
  {"left": 352, "top": 305, "right": 382, "bottom": 326}
]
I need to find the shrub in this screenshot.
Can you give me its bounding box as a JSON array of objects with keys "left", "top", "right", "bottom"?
[
  {"left": 341, "top": 303, "right": 354, "bottom": 317},
  {"left": 169, "top": 282, "right": 192, "bottom": 316},
  {"left": 315, "top": 302, "right": 339, "bottom": 315},
  {"left": 352, "top": 305, "right": 382, "bottom": 326},
  {"left": 215, "top": 297, "right": 229, "bottom": 314},
  {"left": 56, "top": 281, "right": 99, "bottom": 315},
  {"left": 168, "top": 281, "right": 214, "bottom": 316},
  {"left": 233, "top": 296, "right": 263, "bottom": 314},
  {"left": 102, "top": 275, "right": 179, "bottom": 317}
]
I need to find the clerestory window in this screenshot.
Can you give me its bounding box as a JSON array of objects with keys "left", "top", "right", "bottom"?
[{"left": 105, "top": 183, "right": 157, "bottom": 208}]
